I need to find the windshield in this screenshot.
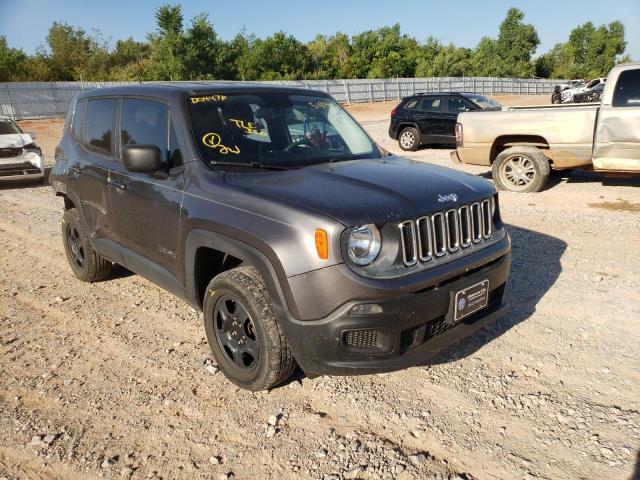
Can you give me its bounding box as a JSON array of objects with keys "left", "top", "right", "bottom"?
[
  {"left": 0, "top": 119, "right": 22, "bottom": 135},
  {"left": 463, "top": 94, "right": 502, "bottom": 110},
  {"left": 187, "top": 92, "right": 380, "bottom": 169}
]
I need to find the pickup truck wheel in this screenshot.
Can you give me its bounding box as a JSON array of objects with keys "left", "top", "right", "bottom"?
[
  {"left": 398, "top": 127, "right": 420, "bottom": 151},
  {"left": 492, "top": 146, "right": 550, "bottom": 193},
  {"left": 203, "top": 266, "right": 297, "bottom": 391},
  {"left": 62, "top": 208, "right": 112, "bottom": 282}
]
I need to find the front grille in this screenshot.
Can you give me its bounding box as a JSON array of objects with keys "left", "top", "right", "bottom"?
[
  {"left": 399, "top": 221, "right": 417, "bottom": 266},
  {"left": 399, "top": 198, "right": 494, "bottom": 266},
  {"left": 0, "top": 147, "right": 23, "bottom": 159},
  {"left": 343, "top": 329, "right": 378, "bottom": 349}
]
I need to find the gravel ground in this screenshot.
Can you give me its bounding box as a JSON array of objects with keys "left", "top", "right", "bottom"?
[{"left": 1, "top": 97, "right": 639, "bottom": 480}]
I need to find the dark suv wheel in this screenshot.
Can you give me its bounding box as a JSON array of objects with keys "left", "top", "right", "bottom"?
[
  {"left": 62, "top": 208, "right": 112, "bottom": 282},
  {"left": 203, "top": 266, "right": 297, "bottom": 391},
  {"left": 398, "top": 127, "right": 420, "bottom": 151}
]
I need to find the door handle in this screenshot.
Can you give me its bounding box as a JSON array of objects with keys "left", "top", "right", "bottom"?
[
  {"left": 67, "top": 166, "right": 81, "bottom": 178},
  {"left": 108, "top": 179, "right": 128, "bottom": 192}
]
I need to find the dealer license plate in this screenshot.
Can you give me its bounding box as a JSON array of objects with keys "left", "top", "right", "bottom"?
[{"left": 452, "top": 279, "right": 489, "bottom": 322}]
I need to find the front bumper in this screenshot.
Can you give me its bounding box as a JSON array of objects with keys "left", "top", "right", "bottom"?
[
  {"left": 280, "top": 247, "right": 511, "bottom": 376},
  {"left": 0, "top": 152, "right": 44, "bottom": 181}
]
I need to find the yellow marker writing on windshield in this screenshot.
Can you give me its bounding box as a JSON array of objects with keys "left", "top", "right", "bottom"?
[
  {"left": 202, "top": 132, "right": 240, "bottom": 155},
  {"left": 229, "top": 118, "right": 267, "bottom": 136},
  {"left": 190, "top": 95, "right": 227, "bottom": 104}
]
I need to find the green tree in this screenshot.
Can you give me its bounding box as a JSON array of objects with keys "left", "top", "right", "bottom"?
[
  {"left": 108, "top": 38, "right": 150, "bottom": 80},
  {"left": 470, "top": 37, "right": 500, "bottom": 76},
  {"left": 242, "top": 32, "right": 310, "bottom": 80},
  {"left": 38, "top": 22, "right": 109, "bottom": 81},
  {"left": 494, "top": 8, "right": 540, "bottom": 77},
  {"left": 146, "top": 4, "right": 186, "bottom": 80},
  {"left": 0, "top": 36, "right": 28, "bottom": 81}
]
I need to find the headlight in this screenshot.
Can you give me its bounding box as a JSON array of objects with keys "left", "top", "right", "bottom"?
[{"left": 347, "top": 224, "right": 381, "bottom": 266}]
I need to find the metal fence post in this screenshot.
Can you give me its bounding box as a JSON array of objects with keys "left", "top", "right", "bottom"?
[
  {"left": 370, "top": 81, "right": 374, "bottom": 103},
  {"left": 383, "top": 80, "right": 387, "bottom": 101},
  {"left": 343, "top": 79, "right": 351, "bottom": 106},
  {"left": 396, "top": 77, "right": 400, "bottom": 99},
  {"left": 5, "top": 85, "right": 14, "bottom": 119}
]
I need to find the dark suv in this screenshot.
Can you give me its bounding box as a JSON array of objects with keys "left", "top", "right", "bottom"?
[
  {"left": 51, "top": 84, "right": 511, "bottom": 391},
  {"left": 389, "top": 92, "right": 502, "bottom": 151}
]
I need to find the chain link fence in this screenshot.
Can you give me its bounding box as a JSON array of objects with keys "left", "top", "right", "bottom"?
[{"left": 0, "top": 77, "right": 562, "bottom": 120}]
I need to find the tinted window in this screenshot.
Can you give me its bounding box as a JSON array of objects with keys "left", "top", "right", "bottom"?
[
  {"left": 72, "top": 99, "right": 86, "bottom": 142},
  {"left": 85, "top": 98, "right": 117, "bottom": 155},
  {"left": 613, "top": 70, "right": 640, "bottom": 107},
  {"left": 447, "top": 96, "right": 472, "bottom": 113},
  {"left": 419, "top": 97, "right": 441, "bottom": 112},
  {"left": 404, "top": 99, "right": 419, "bottom": 110},
  {"left": 121, "top": 99, "right": 169, "bottom": 163}
]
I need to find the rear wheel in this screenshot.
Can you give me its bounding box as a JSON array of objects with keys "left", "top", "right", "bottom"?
[
  {"left": 203, "top": 266, "right": 296, "bottom": 391},
  {"left": 492, "top": 146, "right": 551, "bottom": 193},
  {"left": 62, "top": 208, "right": 112, "bottom": 282},
  {"left": 398, "top": 127, "right": 420, "bottom": 151}
]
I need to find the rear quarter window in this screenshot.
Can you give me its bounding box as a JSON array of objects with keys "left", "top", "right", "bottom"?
[{"left": 72, "top": 99, "right": 87, "bottom": 143}]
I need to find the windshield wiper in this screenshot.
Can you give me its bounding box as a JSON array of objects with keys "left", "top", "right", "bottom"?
[{"left": 211, "top": 161, "right": 291, "bottom": 171}]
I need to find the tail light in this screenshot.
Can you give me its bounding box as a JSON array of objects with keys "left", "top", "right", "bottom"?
[
  {"left": 390, "top": 105, "right": 398, "bottom": 117},
  {"left": 455, "top": 123, "right": 463, "bottom": 144}
]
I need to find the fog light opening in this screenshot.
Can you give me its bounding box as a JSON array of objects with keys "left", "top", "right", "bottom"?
[{"left": 349, "top": 303, "right": 383, "bottom": 315}]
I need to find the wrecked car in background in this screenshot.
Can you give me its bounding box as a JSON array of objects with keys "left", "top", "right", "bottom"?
[
  {"left": 561, "top": 77, "right": 605, "bottom": 104},
  {"left": 452, "top": 63, "right": 640, "bottom": 192},
  {"left": 0, "top": 116, "right": 44, "bottom": 182},
  {"left": 573, "top": 82, "right": 605, "bottom": 103}
]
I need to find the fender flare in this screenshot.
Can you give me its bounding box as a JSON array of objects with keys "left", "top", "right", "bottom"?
[{"left": 184, "top": 229, "right": 300, "bottom": 319}]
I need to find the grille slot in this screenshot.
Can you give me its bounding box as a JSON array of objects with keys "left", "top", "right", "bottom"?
[
  {"left": 398, "top": 197, "right": 494, "bottom": 266},
  {"left": 416, "top": 217, "right": 432, "bottom": 261},
  {"left": 431, "top": 213, "right": 447, "bottom": 257},
  {"left": 445, "top": 209, "right": 459, "bottom": 252},
  {"left": 399, "top": 221, "right": 417, "bottom": 266},
  {"left": 343, "top": 329, "right": 378, "bottom": 349},
  {"left": 471, "top": 202, "right": 482, "bottom": 243},
  {"left": 459, "top": 205, "right": 472, "bottom": 247},
  {"left": 481, "top": 199, "right": 492, "bottom": 238}
]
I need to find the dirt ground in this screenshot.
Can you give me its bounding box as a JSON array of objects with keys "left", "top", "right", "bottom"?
[{"left": 1, "top": 96, "right": 639, "bottom": 480}]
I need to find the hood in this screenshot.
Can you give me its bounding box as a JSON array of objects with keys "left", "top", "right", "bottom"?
[
  {"left": 0, "top": 133, "right": 33, "bottom": 148},
  {"left": 224, "top": 157, "right": 495, "bottom": 226}
]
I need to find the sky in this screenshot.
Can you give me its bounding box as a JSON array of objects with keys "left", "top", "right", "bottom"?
[{"left": 1, "top": 0, "right": 638, "bottom": 60}]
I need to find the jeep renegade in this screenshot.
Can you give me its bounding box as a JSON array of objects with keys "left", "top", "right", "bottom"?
[{"left": 50, "top": 84, "right": 511, "bottom": 391}]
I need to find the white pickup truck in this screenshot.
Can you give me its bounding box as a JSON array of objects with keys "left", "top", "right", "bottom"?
[{"left": 452, "top": 63, "right": 640, "bottom": 192}]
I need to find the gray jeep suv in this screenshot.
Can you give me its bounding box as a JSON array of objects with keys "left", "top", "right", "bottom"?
[{"left": 50, "top": 84, "right": 511, "bottom": 391}]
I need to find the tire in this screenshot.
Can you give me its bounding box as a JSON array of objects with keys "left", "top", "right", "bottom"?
[
  {"left": 203, "top": 266, "right": 296, "bottom": 391},
  {"left": 62, "top": 208, "right": 112, "bottom": 282},
  {"left": 492, "top": 146, "right": 551, "bottom": 193},
  {"left": 398, "top": 127, "right": 420, "bottom": 151}
]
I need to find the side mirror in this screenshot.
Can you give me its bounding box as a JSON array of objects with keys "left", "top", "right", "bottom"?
[
  {"left": 28, "top": 132, "right": 37, "bottom": 140},
  {"left": 122, "top": 144, "right": 162, "bottom": 173}
]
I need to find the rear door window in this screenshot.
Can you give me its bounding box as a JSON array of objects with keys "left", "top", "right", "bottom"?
[
  {"left": 419, "top": 97, "right": 441, "bottom": 112},
  {"left": 613, "top": 70, "right": 640, "bottom": 107},
  {"left": 84, "top": 98, "right": 117, "bottom": 155},
  {"left": 121, "top": 98, "right": 169, "bottom": 164}
]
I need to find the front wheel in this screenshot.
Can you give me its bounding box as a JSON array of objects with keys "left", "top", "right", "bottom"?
[
  {"left": 203, "top": 266, "right": 297, "bottom": 391},
  {"left": 492, "top": 146, "right": 551, "bottom": 193}
]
